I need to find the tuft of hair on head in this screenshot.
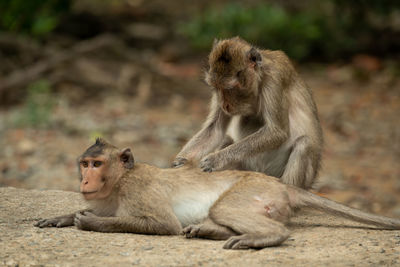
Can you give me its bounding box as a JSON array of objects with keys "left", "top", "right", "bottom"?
[
  {"left": 95, "top": 137, "right": 108, "bottom": 147},
  {"left": 218, "top": 49, "right": 231, "bottom": 64},
  {"left": 82, "top": 138, "right": 115, "bottom": 158}
]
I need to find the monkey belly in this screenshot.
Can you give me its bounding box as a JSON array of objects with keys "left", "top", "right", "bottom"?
[
  {"left": 172, "top": 194, "right": 218, "bottom": 227},
  {"left": 172, "top": 190, "right": 228, "bottom": 227}
]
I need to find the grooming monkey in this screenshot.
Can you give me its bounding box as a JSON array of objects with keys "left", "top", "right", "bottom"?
[
  {"left": 35, "top": 139, "right": 400, "bottom": 250},
  {"left": 173, "top": 37, "right": 323, "bottom": 189}
]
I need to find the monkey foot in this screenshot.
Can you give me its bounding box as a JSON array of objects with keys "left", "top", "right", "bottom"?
[
  {"left": 223, "top": 234, "right": 287, "bottom": 250},
  {"left": 181, "top": 225, "right": 201, "bottom": 238}
]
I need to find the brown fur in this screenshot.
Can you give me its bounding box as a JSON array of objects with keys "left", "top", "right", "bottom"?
[
  {"left": 173, "top": 37, "right": 323, "bottom": 189},
  {"left": 35, "top": 140, "right": 400, "bottom": 250}
]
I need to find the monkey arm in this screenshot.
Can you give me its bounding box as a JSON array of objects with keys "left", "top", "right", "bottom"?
[
  {"left": 200, "top": 125, "right": 288, "bottom": 172},
  {"left": 74, "top": 211, "right": 182, "bottom": 235},
  {"left": 228, "top": 124, "right": 288, "bottom": 155},
  {"left": 200, "top": 83, "right": 289, "bottom": 172},
  {"left": 173, "top": 94, "right": 231, "bottom": 166}
]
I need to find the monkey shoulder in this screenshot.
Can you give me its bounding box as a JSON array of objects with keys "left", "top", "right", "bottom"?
[{"left": 263, "top": 50, "right": 290, "bottom": 63}]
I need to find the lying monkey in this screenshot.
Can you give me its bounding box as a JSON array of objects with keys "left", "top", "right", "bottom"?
[{"left": 35, "top": 138, "right": 400, "bottom": 249}]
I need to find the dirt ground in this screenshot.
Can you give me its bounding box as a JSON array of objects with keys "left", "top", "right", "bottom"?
[{"left": 1, "top": 187, "right": 400, "bottom": 266}]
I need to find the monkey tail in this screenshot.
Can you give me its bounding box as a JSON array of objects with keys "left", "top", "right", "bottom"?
[{"left": 288, "top": 186, "right": 400, "bottom": 230}]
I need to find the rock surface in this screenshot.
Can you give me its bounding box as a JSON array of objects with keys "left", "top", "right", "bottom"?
[{"left": 1, "top": 187, "right": 399, "bottom": 266}]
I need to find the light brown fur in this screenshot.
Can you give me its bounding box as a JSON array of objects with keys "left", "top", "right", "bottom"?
[
  {"left": 173, "top": 37, "right": 323, "bottom": 189},
  {"left": 35, "top": 140, "right": 400, "bottom": 250}
]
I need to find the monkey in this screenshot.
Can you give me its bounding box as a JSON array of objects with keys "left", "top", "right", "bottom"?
[
  {"left": 35, "top": 139, "right": 400, "bottom": 250},
  {"left": 172, "top": 37, "right": 323, "bottom": 189}
]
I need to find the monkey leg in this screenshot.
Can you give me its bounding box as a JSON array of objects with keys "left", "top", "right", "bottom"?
[
  {"left": 182, "top": 218, "right": 236, "bottom": 240},
  {"left": 208, "top": 179, "right": 291, "bottom": 249},
  {"left": 214, "top": 212, "right": 290, "bottom": 249},
  {"left": 281, "top": 135, "right": 320, "bottom": 189}
]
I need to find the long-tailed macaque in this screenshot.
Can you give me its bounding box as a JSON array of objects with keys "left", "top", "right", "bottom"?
[
  {"left": 172, "top": 37, "right": 323, "bottom": 189},
  {"left": 35, "top": 139, "right": 400, "bottom": 250}
]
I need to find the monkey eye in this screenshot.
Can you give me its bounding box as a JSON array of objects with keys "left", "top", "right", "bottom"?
[
  {"left": 93, "top": 161, "right": 102, "bottom": 167},
  {"left": 81, "top": 161, "right": 88, "bottom": 168}
]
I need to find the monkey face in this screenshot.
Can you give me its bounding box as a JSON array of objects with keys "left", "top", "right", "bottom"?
[
  {"left": 205, "top": 67, "right": 259, "bottom": 116},
  {"left": 78, "top": 138, "right": 134, "bottom": 200},
  {"left": 205, "top": 38, "right": 262, "bottom": 115},
  {"left": 79, "top": 156, "right": 109, "bottom": 200}
]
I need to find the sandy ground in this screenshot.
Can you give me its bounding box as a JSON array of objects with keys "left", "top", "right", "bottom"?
[{"left": 1, "top": 187, "right": 400, "bottom": 266}]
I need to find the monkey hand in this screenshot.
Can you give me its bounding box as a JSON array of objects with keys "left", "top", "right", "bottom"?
[
  {"left": 74, "top": 211, "right": 98, "bottom": 231},
  {"left": 200, "top": 153, "right": 226, "bottom": 172},
  {"left": 34, "top": 216, "right": 74, "bottom": 228},
  {"left": 172, "top": 157, "right": 188, "bottom": 168}
]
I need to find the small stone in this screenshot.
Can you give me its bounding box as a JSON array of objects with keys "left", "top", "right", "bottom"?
[
  {"left": 16, "top": 139, "right": 36, "bottom": 155},
  {"left": 132, "top": 259, "right": 141, "bottom": 265}
]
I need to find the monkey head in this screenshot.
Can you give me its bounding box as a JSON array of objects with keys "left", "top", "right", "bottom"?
[
  {"left": 77, "top": 138, "right": 134, "bottom": 200},
  {"left": 205, "top": 37, "right": 263, "bottom": 116}
]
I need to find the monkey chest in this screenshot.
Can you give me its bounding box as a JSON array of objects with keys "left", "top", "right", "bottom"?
[{"left": 228, "top": 115, "right": 264, "bottom": 140}]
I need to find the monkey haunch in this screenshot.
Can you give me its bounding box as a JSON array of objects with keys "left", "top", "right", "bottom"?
[
  {"left": 173, "top": 37, "right": 323, "bottom": 189},
  {"left": 35, "top": 139, "right": 400, "bottom": 250}
]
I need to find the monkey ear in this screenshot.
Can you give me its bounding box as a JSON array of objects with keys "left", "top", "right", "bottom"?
[
  {"left": 120, "top": 148, "right": 134, "bottom": 169},
  {"left": 247, "top": 47, "right": 262, "bottom": 67}
]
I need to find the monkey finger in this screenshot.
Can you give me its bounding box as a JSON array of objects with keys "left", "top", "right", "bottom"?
[
  {"left": 74, "top": 217, "right": 82, "bottom": 229},
  {"left": 35, "top": 219, "right": 55, "bottom": 228},
  {"left": 56, "top": 219, "right": 71, "bottom": 228},
  {"left": 231, "top": 242, "right": 250, "bottom": 250},
  {"left": 181, "top": 225, "right": 200, "bottom": 238},
  {"left": 82, "top": 211, "right": 96, "bottom": 217},
  {"left": 172, "top": 157, "right": 187, "bottom": 168},
  {"left": 200, "top": 163, "right": 214, "bottom": 172},
  {"left": 172, "top": 162, "right": 183, "bottom": 168},
  {"left": 223, "top": 236, "right": 246, "bottom": 250},
  {"left": 33, "top": 220, "right": 42, "bottom": 227},
  {"left": 199, "top": 157, "right": 216, "bottom": 172}
]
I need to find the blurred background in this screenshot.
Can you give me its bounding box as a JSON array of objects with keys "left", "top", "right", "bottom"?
[{"left": 0, "top": 0, "right": 399, "bottom": 217}]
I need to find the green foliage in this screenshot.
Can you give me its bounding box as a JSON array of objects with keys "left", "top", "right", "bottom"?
[
  {"left": 178, "top": 2, "right": 399, "bottom": 61},
  {"left": 16, "top": 80, "right": 55, "bottom": 128},
  {"left": 0, "top": 0, "right": 71, "bottom": 36},
  {"left": 178, "top": 3, "right": 329, "bottom": 60}
]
